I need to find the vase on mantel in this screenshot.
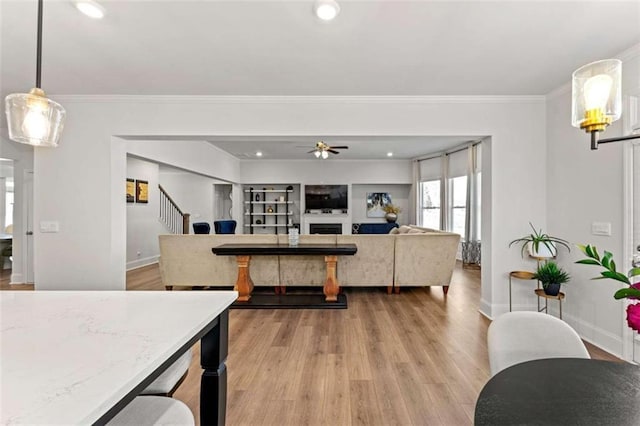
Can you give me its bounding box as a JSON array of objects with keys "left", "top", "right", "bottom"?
[{"left": 385, "top": 213, "right": 397, "bottom": 223}]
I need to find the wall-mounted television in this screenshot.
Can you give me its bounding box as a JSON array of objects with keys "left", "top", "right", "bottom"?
[{"left": 305, "top": 185, "right": 348, "bottom": 211}]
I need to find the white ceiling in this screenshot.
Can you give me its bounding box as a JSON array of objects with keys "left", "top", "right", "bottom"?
[{"left": 2, "top": 0, "right": 639, "bottom": 159}]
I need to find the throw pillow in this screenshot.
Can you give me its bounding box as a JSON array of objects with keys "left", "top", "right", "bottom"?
[{"left": 398, "top": 225, "right": 412, "bottom": 234}]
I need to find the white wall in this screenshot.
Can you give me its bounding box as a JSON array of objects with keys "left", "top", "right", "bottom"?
[
  {"left": 33, "top": 96, "right": 546, "bottom": 311},
  {"left": 126, "top": 157, "right": 165, "bottom": 269},
  {"left": 240, "top": 160, "right": 413, "bottom": 229},
  {"left": 351, "top": 184, "right": 411, "bottom": 225},
  {"left": 545, "top": 52, "right": 640, "bottom": 357},
  {"left": 240, "top": 159, "right": 412, "bottom": 184}
]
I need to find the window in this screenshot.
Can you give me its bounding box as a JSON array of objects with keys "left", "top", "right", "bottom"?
[
  {"left": 420, "top": 180, "right": 440, "bottom": 229},
  {"left": 450, "top": 176, "right": 467, "bottom": 239}
]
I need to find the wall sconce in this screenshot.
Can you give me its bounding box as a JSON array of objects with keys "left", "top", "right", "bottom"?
[
  {"left": 5, "top": 0, "right": 66, "bottom": 147},
  {"left": 572, "top": 59, "right": 639, "bottom": 149}
]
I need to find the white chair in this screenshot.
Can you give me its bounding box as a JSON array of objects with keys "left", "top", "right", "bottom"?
[
  {"left": 487, "top": 311, "right": 590, "bottom": 376},
  {"left": 140, "top": 348, "right": 193, "bottom": 397},
  {"left": 107, "top": 396, "right": 194, "bottom": 425}
]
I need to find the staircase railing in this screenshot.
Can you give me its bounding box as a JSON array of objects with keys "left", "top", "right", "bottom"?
[{"left": 158, "top": 184, "right": 190, "bottom": 234}]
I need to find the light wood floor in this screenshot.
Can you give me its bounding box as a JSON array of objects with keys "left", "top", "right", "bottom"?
[{"left": 1, "top": 264, "right": 620, "bottom": 425}]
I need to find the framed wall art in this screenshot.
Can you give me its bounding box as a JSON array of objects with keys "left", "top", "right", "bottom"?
[
  {"left": 126, "top": 179, "right": 135, "bottom": 203},
  {"left": 366, "top": 192, "right": 391, "bottom": 218},
  {"left": 136, "top": 180, "right": 149, "bottom": 203}
]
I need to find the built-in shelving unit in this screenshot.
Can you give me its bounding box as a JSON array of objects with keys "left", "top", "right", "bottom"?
[{"left": 243, "top": 185, "right": 300, "bottom": 234}]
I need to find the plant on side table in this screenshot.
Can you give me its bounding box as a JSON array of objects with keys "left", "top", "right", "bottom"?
[
  {"left": 533, "top": 260, "right": 571, "bottom": 296},
  {"left": 576, "top": 244, "right": 640, "bottom": 332},
  {"left": 509, "top": 222, "right": 571, "bottom": 258}
]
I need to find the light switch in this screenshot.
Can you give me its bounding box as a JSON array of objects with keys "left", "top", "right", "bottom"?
[
  {"left": 40, "top": 221, "right": 60, "bottom": 233},
  {"left": 591, "top": 222, "right": 611, "bottom": 236}
]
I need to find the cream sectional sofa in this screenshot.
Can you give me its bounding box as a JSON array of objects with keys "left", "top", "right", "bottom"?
[{"left": 158, "top": 227, "right": 460, "bottom": 294}]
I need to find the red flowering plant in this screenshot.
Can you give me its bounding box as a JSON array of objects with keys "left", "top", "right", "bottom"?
[{"left": 576, "top": 245, "right": 640, "bottom": 332}]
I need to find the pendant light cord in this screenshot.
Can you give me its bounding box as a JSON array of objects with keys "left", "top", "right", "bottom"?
[{"left": 36, "top": 0, "right": 43, "bottom": 88}]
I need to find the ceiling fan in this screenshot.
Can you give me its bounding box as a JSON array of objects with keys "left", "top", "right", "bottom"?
[{"left": 307, "top": 141, "right": 349, "bottom": 159}]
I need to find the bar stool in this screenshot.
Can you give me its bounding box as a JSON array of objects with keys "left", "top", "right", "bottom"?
[
  {"left": 106, "top": 396, "right": 194, "bottom": 425},
  {"left": 140, "top": 348, "right": 192, "bottom": 397},
  {"left": 508, "top": 271, "right": 537, "bottom": 312}
]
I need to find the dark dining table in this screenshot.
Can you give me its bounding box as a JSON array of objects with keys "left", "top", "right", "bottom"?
[{"left": 475, "top": 358, "right": 640, "bottom": 425}]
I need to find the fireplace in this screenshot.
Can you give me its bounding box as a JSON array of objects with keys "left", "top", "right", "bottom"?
[{"left": 309, "top": 223, "right": 343, "bottom": 234}]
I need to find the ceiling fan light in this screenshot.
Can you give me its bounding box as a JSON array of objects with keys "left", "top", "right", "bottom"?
[
  {"left": 5, "top": 88, "right": 65, "bottom": 147},
  {"left": 314, "top": 150, "right": 321, "bottom": 158},
  {"left": 314, "top": 0, "right": 340, "bottom": 21},
  {"left": 321, "top": 150, "right": 329, "bottom": 159}
]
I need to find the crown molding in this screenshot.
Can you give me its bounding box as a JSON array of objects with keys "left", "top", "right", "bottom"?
[{"left": 53, "top": 94, "right": 545, "bottom": 104}]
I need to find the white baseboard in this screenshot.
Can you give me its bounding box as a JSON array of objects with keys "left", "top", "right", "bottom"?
[
  {"left": 10, "top": 272, "right": 25, "bottom": 285},
  {"left": 478, "top": 298, "right": 493, "bottom": 319},
  {"left": 562, "top": 312, "right": 624, "bottom": 360},
  {"left": 126, "top": 255, "right": 159, "bottom": 271}
]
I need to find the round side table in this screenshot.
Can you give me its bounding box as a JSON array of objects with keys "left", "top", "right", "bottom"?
[
  {"left": 508, "top": 271, "right": 537, "bottom": 312},
  {"left": 534, "top": 288, "right": 565, "bottom": 319}
]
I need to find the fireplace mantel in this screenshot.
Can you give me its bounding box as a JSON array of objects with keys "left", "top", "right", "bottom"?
[{"left": 301, "top": 214, "right": 351, "bottom": 235}]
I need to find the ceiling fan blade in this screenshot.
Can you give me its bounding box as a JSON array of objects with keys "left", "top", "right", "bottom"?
[
  {"left": 328, "top": 149, "right": 340, "bottom": 154},
  {"left": 330, "top": 146, "right": 349, "bottom": 149},
  {"left": 307, "top": 150, "right": 317, "bottom": 153}
]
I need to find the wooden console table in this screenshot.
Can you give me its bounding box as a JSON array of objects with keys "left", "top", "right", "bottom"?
[{"left": 212, "top": 243, "right": 357, "bottom": 302}]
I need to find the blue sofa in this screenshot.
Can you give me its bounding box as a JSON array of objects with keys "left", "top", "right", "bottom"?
[{"left": 352, "top": 222, "right": 399, "bottom": 234}]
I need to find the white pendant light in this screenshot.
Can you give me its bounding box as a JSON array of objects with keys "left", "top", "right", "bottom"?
[
  {"left": 321, "top": 150, "right": 329, "bottom": 159},
  {"left": 5, "top": 0, "right": 66, "bottom": 147}
]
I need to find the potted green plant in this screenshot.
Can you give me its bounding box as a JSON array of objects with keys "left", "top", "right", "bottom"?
[
  {"left": 383, "top": 204, "right": 401, "bottom": 223},
  {"left": 509, "top": 222, "right": 571, "bottom": 258},
  {"left": 576, "top": 244, "right": 640, "bottom": 332},
  {"left": 533, "top": 260, "right": 571, "bottom": 296}
]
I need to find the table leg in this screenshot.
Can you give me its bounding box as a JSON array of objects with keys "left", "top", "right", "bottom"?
[
  {"left": 234, "top": 255, "right": 254, "bottom": 302},
  {"left": 200, "top": 309, "right": 229, "bottom": 426},
  {"left": 324, "top": 255, "right": 339, "bottom": 302}
]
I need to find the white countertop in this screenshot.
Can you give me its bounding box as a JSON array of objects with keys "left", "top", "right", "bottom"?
[{"left": 0, "top": 290, "right": 237, "bottom": 425}]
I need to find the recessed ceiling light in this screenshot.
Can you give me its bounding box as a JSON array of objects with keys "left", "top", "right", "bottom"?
[
  {"left": 74, "top": 1, "right": 105, "bottom": 19},
  {"left": 314, "top": 0, "right": 340, "bottom": 21},
  {"left": 256, "top": 151, "right": 263, "bottom": 157},
  {"left": 387, "top": 152, "right": 393, "bottom": 157}
]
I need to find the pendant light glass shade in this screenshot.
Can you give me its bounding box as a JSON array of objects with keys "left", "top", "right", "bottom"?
[
  {"left": 6, "top": 88, "right": 66, "bottom": 147},
  {"left": 571, "top": 59, "right": 621, "bottom": 133},
  {"left": 5, "top": 0, "right": 66, "bottom": 148}
]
